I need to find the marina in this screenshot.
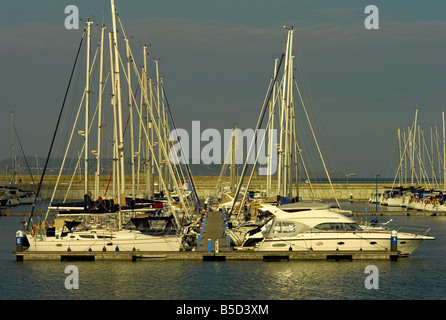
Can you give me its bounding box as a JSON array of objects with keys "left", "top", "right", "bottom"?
[
  {"left": 10, "top": 198, "right": 436, "bottom": 262},
  {"left": 1, "top": 200, "right": 444, "bottom": 300},
  {"left": 1, "top": 0, "right": 445, "bottom": 304},
  {"left": 13, "top": 209, "right": 401, "bottom": 262},
  {"left": 5, "top": 12, "right": 439, "bottom": 263}
]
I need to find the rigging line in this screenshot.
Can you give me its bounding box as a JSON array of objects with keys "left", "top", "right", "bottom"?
[
  {"left": 123, "top": 84, "right": 140, "bottom": 136},
  {"left": 235, "top": 82, "right": 277, "bottom": 219},
  {"left": 28, "top": 28, "right": 87, "bottom": 228},
  {"left": 294, "top": 79, "right": 340, "bottom": 209},
  {"left": 12, "top": 125, "right": 36, "bottom": 189},
  {"left": 61, "top": 89, "right": 104, "bottom": 205},
  {"left": 102, "top": 85, "right": 140, "bottom": 199},
  {"left": 228, "top": 53, "right": 285, "bottom": 217},
  {"left": 119, "top": 26, "right": 192, "bottom": 221},
  {"left": 127, "top": 70, "right": 186, "bottom": 222},
  {"left": 161, "top": 84, "right": 201, "bottom": 209}
]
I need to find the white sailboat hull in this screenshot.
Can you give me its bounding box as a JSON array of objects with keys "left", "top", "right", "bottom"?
[
  {"left": 7, "top": 198, "right": 20, "bottom": 206},
  {"left": 18, "top": 195, "right": 36, "bottom": 204},
  {"left": 386, "top": 197, "right": 403, "bottom": 207},
  {"left": 25, "top": 230, "right": 183, "bottom": 252}
]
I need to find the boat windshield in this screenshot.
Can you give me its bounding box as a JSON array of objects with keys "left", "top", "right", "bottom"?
[
  {"left": 64, "top": 221, "right": 90, "bottom": 232},
  {"left": 271, "top": 221, "right": 310, "bottom": 234},
  {"left": 314, "top": 223, "right": 362, "bottom": 231}
]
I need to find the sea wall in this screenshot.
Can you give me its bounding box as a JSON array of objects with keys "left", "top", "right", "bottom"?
[{"left": 2, "top": 175, "right": 386, "bottom": 201}]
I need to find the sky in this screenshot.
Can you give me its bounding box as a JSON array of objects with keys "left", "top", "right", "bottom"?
[{"left": 1, "top": 0, "right": 445, "bottom": 179}]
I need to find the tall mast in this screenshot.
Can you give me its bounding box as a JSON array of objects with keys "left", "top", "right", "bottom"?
[
  {"left": 161, "top": 77, "right": 170, "bottom": 190},
  {"left": 111, "top": 0, "right": 126, "bottom": 201},
  {"left": 230, "top": 125, "right": 237, "bottom": 192},
  {"left": 155, "top": 59, "right": 162, "bottom": 192},
  {"left": 277, "top": 30, "right": 291, "bottom": 195},
  {"left": 287, "top": 53, "right": 294, "bottom": 198},
  {"left": 441, "top": 112, "right": 446, "bottom": 190},
  {"left": 10, "top": 111, "right": 15, "bottom": 187},
  {"left": 266, "top": 59, "right": 278, "bottom": 197},
  {"left": 84, "top": 20, "right": 93, "bottom": 195},
  {"left": 411, "top": 109, "right": 418, "bottom": 185},
  {"left": 142, "top": 45, "right": 153, "bottom": 198},
  {"left": 397, "top": 128, "right": 402, "bottom": 186},
  {"left": 95, "top": 24, "right": 105, "bottom": 200},
  {"left": 149, "top": 77, "right": 155, "bottom": 198},
  {"left": 125, "top": 37, "right": 136, "bottom": 199},
  {"left": 108, "top": 31, "right": 120, "bottom": 201}
]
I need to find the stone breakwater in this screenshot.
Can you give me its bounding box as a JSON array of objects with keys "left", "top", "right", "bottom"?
[{"left": 3, "top": 175, "right": 384, "bottom": 201}]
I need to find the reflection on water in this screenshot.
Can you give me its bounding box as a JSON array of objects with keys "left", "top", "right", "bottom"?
[
  {"left": 1, "top": 202, "right": 445, "bottom": 300},
  {"left": 4, "top": 258, "right": 441, "bottom": 300}
]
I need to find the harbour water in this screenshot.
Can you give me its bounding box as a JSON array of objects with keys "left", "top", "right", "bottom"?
[{"left": 0, "top": 200, "right": 444, "bottom": 302}]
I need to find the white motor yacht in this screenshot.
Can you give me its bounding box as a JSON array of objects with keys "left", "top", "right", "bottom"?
[{"left": 234, "top": 203, "right": 435, "bottom": 256}]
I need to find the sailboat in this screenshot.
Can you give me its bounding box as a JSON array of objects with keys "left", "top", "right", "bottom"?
[
  {"left": 1, "top": 112, "right": 36, "bottom": 206},
  {"left": 223, "top": 28, "right": 435, "bottom": 256},
  {"left": 378, "top": 109, "right": 446, "bottom": 213},
  {"left": 225, "top": 27, "right": 339, "bottom": 225},
  {"left": 16, "top": 0, "right": 200, "bottom": 253}
]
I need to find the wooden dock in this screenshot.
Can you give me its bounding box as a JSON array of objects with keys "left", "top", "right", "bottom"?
[
  {"left": 14, "top": 249, "right": 399, "bottom": 261},
  {"left": 14, "top": 211, "right": 399, "bottom": 261},
  {"left": 197, "top": 210, "right": 231, "bottom": 253}
]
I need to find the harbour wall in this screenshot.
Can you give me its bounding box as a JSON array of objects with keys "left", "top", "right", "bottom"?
[{"left": 3, "top": 175, "right": 387, "bottom": 201}]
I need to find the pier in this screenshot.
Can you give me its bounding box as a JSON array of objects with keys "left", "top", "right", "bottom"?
[
  {"left": 14, "top": 210, "right": 400, "bottom": 262},
  {"left": 14, "top": 249, "right": 400, "bottom": 262}
]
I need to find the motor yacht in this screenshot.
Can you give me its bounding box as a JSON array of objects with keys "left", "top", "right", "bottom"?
[{"left": 232, "top": 202, "right": 435, "bottom": 256}]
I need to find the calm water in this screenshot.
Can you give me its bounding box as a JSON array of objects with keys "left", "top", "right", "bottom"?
[{"left": 0, "top": 201, "right": 445, "bottom": 301}]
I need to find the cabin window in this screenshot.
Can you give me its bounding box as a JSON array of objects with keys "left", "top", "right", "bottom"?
[
  {"left": 97, "top": 235, "right": 115, "bottom": 239},
  {"left": 273, "top": 222, "right": 296, "bottom": 234},
  {"left": 79, "top": 235, "right": 95, "bottom": 239},
  {"left": 315, "top": 223, "right": 362, "bottom": 231}
]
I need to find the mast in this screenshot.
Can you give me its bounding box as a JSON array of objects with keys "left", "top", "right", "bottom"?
[
  {"left": 142, "top": 45, "right": 153, "bottom": 199},
  {"left": 111, "top": 0, "right": 126, "bottom": 202},
  {"left": 287, "top": 50, "right": 294, "bottom": 199},
  {"left": 95, "top": 24, "right": 105, "bottom": 200},
  {"left": 430, "top": 127, "right": 434, "bottom": 187},
  {"left": 84, "top": 20, "right": 93, "bottom": 196},
  {"left": 125, "top": 37, "right": 136, "bottom": 199},
  {"left": 160, "top": 77, "right": 170, "bottom": 190},
  {"left": 155, "top": 59, "right": 162, "bottom": 193},
  {"left": 277, "top": 30, "right": 291, "bottom": 195},
  {"left": 411, "top": 109, "right": 418, "bottom": 185},
  {"left": 397, "top": 128, "right": 402, "bottom": 186},
  {"left": 443, "top": 111, "right": 445, "bottom": 190},
  {"left": 230, "top": 125, "right": 237, "bottom": 192},
  {"left": 435, "top": 125, "right": 441, "bottom": 187},
  {"left": 266, "top": 59, "right": 278, "bottom": 197},
  {"left": 10, "top": 111, "right": 15, "bottom": 187},
  {"left": 108, "top": 31, "right": 120, "bottom": 202},
  {"left": 149, "top": 77, "right": 155, "bottom": 198}
]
